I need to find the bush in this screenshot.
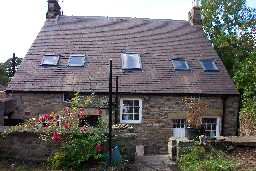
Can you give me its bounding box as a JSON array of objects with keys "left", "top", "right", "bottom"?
[
  {"left": 178, "top": 144, "right": 237, "bottom": 171},
  {"left": 3, "top": 92, "right": 108, "bottom": 170},
  {"left": 48, "top": 125, "right": 106, "bottom": 169}
]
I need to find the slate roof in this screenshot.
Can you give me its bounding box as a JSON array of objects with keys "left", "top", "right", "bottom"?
[{"left": 7, "top": 16, "right": 239, "bottom": 95}]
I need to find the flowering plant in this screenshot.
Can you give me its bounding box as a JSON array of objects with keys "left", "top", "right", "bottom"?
[{"left": 3, "top": 92, "right": 107, "bottom": 169}]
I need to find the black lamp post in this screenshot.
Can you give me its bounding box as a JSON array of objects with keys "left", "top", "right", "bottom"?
[{"left": 108, "top": 59, "right": 113, "bottom": 165}]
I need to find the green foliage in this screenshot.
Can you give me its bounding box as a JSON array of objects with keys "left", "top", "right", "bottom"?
[
  {"left": 234, "top": 52, "right": 256, "bottom": 132},
  {"left": 178, "top": 145, "right": 237, "bottom": 171},
  {"left": 201, "top": 0, "right": 256, "bottom": 76},
  {"left": 3, "top": 92, "right": 108, "bottom": 169},
  {"left": 0, "top": 57, "right": 22, "bottom": 85},
  {"left": 48, "top": 125, "right": 106, "bottom": 169},
  {"left": 234, "top": 52, "right": 256, "bottom": 97},
  {"left": 0, "top": 63, "right": 9, "bottom": 86}
]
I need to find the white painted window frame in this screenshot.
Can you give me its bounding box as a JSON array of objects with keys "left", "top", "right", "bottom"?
[
  {"left": 120, "top": 98, "right": 143, "bottom": 124},
  {"left": 201, "top": 116, "right": 221, "bottom": 137}
]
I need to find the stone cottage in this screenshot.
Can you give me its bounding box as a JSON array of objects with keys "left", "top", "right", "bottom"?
[{"left": 7, "top": 0, "right": 239, "bottom": 154}]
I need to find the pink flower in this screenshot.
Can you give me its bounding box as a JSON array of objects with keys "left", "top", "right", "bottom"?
[
  {"left": 51, "top": 131, "right": 61, "bottom": 142},
  {"left": 64, "top": 107, "right": 71, "bottom": 114},
  {"left": 96, "top": 144, "right": 103, "bottom": 152},
  {"left": 96, "top": 108, "right": 102, "bottom": 115},
  {"left": 80, "top": 126, "right": 88, "bottom": 133}
]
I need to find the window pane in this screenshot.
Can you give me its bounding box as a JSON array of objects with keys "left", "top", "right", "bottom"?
[
  {"left": 172, "top": 119, "right": 186, "bottom": 128},
  {"left": 68, "top": 55, "right": 85, "bottom": 66},
  {"left": 172, "top": 59, "right": 189, "bottom": 70},
  {"left": 134, "top": 114, "right": 139, "bottom": 120},
  {"left": 123, "top": 106, "right": 133, "bottom": 113},
  {"left": 128, "top": 114, "right": 133, "bottom": 120},
  {"left": 42, "top": 55, "right": 59, "bottom": 65},
  {"left": 121, "top": 53, "right": 141, "bottom": 69},
  {"left": 134, "top": 100, "right": 139, "bottom": 106},
  {"left": 200, "top": 59, "right": 218, "bottom": 71},
  {"left": 134, "top": 107, "right": 140, "bottom": 114},
  {"left": 122, "top": 114, "right": 129, "bottom": 120},
  {"left": 123, "top": 100, "right": 133, "bottom": 106}
]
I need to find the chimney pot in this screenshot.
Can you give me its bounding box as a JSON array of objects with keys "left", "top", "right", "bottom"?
[{"left": 46, "top": 0, "right": 61, "bottom": 19}]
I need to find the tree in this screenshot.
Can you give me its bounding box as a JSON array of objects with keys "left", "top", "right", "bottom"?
[
  {"left": 234, "top": 52, "right": 256, "bottom": 134},
  {"left": 201, "top": 0, "right": 256, "bottom": 76},
  {"left": 0, "top": 56, "right": 22, "bottom": 86},
  {"left": 0, "top": 63, "right": 9, "bottom": 86}
]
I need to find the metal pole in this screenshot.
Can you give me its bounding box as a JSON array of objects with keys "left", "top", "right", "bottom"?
[
  {"left": 115, "top": 76, "right": 119, "bottom": 124},
  {"left": 11, "top": 53, "right": 16, "bottom": 77},
  {"left": 108, "top": 59, "right": 113, "bottom": 165}
]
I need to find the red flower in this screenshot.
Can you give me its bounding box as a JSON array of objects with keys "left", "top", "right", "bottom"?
[
  {"left": 42, "top": 123, "right": 48, "bottom": 128},
  {"left": 79, "top": 108, "right": 86, "bottom": 117},
  {"left": 51, "top": 131, "right": 61, "bottom": 142},
  {"left": 43, "top": 113, "right": 50, "bottom": 120},
  {"left": 96, "top": 144, "right": 103, "bottom": 152},
  {"left": 64, "top": 122, "right": 70, "bottom": 129}
]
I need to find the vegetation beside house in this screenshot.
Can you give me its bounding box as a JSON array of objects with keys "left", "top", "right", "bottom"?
[{"left": 201, "top": 0, "right": 256, "bottom": 134}]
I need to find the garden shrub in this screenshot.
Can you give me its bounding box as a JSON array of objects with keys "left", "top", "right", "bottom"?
[
  {"left": 178, "top": 144, "right": 237, "bottom": 171},
  {"left": 3, "top": 92, "right": 108, "bottom": 170}
]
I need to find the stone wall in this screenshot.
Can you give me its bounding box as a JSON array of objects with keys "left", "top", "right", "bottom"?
[
  {"left": 0, "top": 132, "right": 136, "bottom": 164},
  {"left": 10, "top": 92, "right": 239, "bottom": 154},
  {"left": 223, "top": 96, "right": 239, "bottom": 136},
  {"left": 11, "top": 92, "right": 65, "bottom": 119}
]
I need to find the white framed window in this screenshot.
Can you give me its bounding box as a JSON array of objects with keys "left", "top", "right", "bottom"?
[
  {"left": 120, "top": 98, "right": 142, "bottom": 124},
  {"left": 171, "top": 58, "right": 189, "bottom": 70},
  {"left": 68, "top": 54, "right": 86, "bottom": 66},
  {"left": 201, "top": 117, "right": 221, "bottom": 137},
  {"left": 121, "top": 53, "right": 142, "bottom": 70},
  {"left": 199, "top": 59, "right": 218, "bottom": 72},
  {"left": 172, "top": 119, "right": 186, "bottom": 138},
  {"left": 41, "top": 54, "right": 59, "bottom": 66}
]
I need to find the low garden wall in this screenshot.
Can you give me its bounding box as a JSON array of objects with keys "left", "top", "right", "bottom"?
[
  {"left": 0, "top": 131, "right": 136, "bottom": 164},
  {"left": 168, "top": 136, "right": 256, "bottom": 161}
]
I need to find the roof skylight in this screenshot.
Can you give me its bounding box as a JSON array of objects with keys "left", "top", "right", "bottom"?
[
  {"left": 199, "top": 59, "right": 219, "bottom": 72},
  {"left": 171, "top": 58, "right": 189, "bottom": 70},
  {"left": 121, "top": 53, "right": 142, "bottom": 70},
  {"left": 68, "top": 54, "right": 86, "bottom": 67},
  {"left": 41, "top": 54, "right": 59, "bottom": 66}
]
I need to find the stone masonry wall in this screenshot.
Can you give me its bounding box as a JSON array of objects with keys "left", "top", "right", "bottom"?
[
  {"left": 10, "top": 92, "right": 239, "bottom": 154},
  {"left": 223, "top": 96, "right": 239, "bottom": 136}
]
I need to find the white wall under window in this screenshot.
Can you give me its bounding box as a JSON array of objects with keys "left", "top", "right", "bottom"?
[{"left": 120, "top": 98, "right": 142, "bottom": 124}]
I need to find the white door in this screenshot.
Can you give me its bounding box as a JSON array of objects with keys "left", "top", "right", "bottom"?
[{"left": 172, "top": 119, "right": 186, "bottom": 138}]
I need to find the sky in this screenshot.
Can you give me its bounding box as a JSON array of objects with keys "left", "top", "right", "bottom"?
[{"left": 0, "top": 0, "right": 255, "bottom": 63}]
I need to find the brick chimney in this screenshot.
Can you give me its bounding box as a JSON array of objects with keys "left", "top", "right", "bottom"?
[
  {"left": 46, "top": 0, "right": 61, "bottom": 19},
  {"left": 188, "top": 0, "right": 202, "bottom": 25}
]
